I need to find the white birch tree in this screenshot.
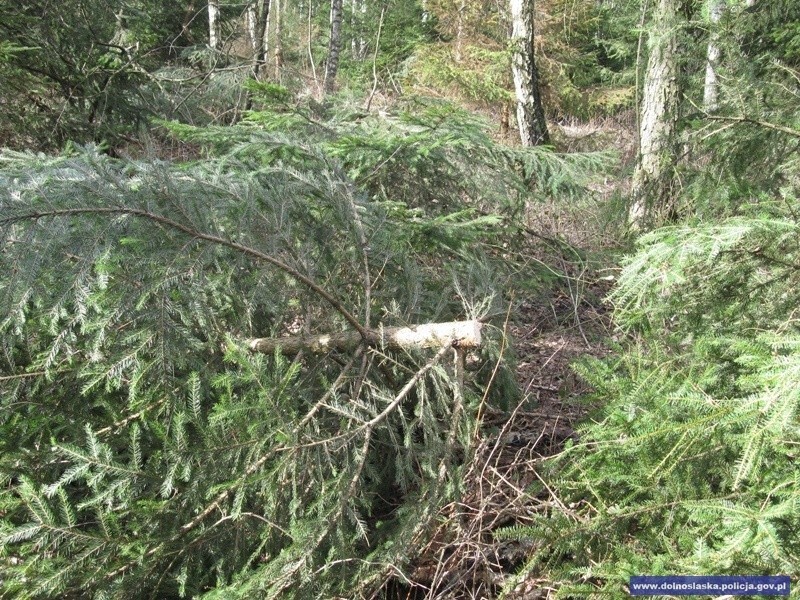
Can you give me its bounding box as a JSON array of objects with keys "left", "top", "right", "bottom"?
[
  {"left": 208, "top": 0, "right": 221, "bottom": 50},
  {"left": 703, "top": 0, "right": 724, "bottom": 111},
  {"left": 273, "top": 0, "right": 283, "bottom": 78},
  {"left": 509, "top": 0, "right": 550, "bottom": 146},
  {"left": 247, "top": 0, "right": 271, "bottom": 78}
]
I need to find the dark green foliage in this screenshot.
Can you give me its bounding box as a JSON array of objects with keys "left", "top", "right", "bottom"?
[
  {"left": 0, "top": 1, "right": 231, "bottom": 150},
  {"left": 0, "top": 1, "right": 207, "bottom": 150},
  {"left": 541, "top": 0, "right": 641, "bottom": 118},
  {"left": 0, "top": 2, "right": 137, "bottom": 147}
]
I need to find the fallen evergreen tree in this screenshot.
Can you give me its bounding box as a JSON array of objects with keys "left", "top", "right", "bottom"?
[
  {"left": 0, "top": 97, "right": 610, "bottom": 597},
  {"left": 0, "top": 94, "right": 620, "bottom": 598},
  {"left": 0, "top": 145, "right": 494, "bottom": 599}
]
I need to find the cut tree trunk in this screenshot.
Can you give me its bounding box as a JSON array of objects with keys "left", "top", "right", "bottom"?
[
  {"left": 629, "top": 0, "right": 682, "bottom": 226},
  {"left": 324, "top": 0, "right": 345, "bottom": 93},
  {"left": 509, "top": 0, "right": 550, "bottom": 146},
  {"left": 249, "top": 321, "right": 483, "bottom": 354}
]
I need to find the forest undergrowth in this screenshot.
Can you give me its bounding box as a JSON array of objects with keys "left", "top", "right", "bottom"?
[
  {"left": 3, "top": 1, "right": 799, "bottom": 597},
  {"left": 381, "top": 118, "right": 627, "bottom": 599}
]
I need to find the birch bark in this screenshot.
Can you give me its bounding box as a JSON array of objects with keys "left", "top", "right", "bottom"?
[
  {"left": 703, "top": 0, "right": 724, "bottom": 111},
  {"left": 208, "top": 0, "right": 221, "bottom": 50},
  {"left": 247, "top": 0, "right": 271, "bottom": 78},
  {"left": 509, "top": 0, "right": 550, "bottom": 146},
  {"left": 273, "top": 0, "right": 283, "bottom": 78}
]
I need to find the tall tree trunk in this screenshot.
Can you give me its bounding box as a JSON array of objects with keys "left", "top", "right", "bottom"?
[
  {"left": 351, "top": 0, "right": 358, "bottom": 58},
  {"left": 455, "top": 0, "right": 468, "bottom": 62},
  {"left": 324, "top": 0, "right": 345, "bottom": 93},
  {"left": 629, "top": 0, "right": 682, "bottom": 227},
  {"left": 307, "top": 0, "right": 319, "bottom": 85},
  {"left": 263, "top": 0, "right": 272, "bottom": 57},
  {"left": 273, "top": 0, "right": 283, "bottom": 79},
  {"left": 208, "top": 0, "right": 221, "bottom": 50},
  {"left": 703, "top": 0, "right": 724, "bottom": 112},
  {"left": 248, "top": 0, "right": 271, "bottom": 78},
  {"left": 247, "top": 3, "right": 257, "bottom": 53},
  {"left": 350, "top": 0, "right": 367, "bottom": 60},
  {"left": 509, "top": 0, "right": 550, "bottom": 146},
  {"left": 358, "top": 0, "right": 367, "bottom": 58}
]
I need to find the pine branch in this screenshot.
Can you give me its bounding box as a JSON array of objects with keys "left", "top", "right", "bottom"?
[
  {"left": 703, "top": 114, "right": 800, "bottom": 139},
  {"left": 1, "top": 207, "right": 368, "bottom": 338}
]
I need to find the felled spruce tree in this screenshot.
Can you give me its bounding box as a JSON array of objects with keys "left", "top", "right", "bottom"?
[
  {"left": 0, "top": 93, "right": 612, "bottom": 597},
  {"left": 0, "top": 141, "right": 495, "bottom": 598}
]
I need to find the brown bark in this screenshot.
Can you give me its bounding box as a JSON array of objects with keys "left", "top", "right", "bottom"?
[{"left": 249, "top": 321, "right": 483, "bottom": 354}]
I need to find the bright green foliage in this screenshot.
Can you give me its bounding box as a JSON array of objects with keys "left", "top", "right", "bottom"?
[
  {"left": 682, "top": 0, "right": 800, "bottom": 218},
  {"left": 408, "top": 44, "right": 513, "bottom": 106},
  {"left": 537, "top": 0, "right": 640, "bottom": 117},
  {"left": 339, "top": 1, "right": 437, "bottom": 89},
  {"left": 498, "top": 205, "right": 800, "bottom": 597},
  {"left": 409, "top": 0, "right": 640, "bottom": 119},
  {"left": 0, "top": 137, "right": 497, "bottom": 597},
  {"left": 0, "top": 88, "right": 618, "bottom": 596}
]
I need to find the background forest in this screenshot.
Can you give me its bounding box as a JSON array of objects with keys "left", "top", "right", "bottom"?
[{"left": 0, "top": 0, "right": 799, "bottom": 598}]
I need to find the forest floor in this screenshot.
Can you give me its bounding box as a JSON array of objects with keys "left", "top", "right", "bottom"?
[
  {"left": 385, "top": 116, "right": 633, "bottom": 599},
  {"left": 394, "top": 274, "right": 614, "bottom": 599}
]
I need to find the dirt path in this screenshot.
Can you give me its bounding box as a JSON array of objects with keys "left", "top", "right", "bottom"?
[
  {"left": 383, "top": 273, "right": 613, "bottom": 599},
  {"left": 379, "top": 117, "right": 631, "bottom": 599}
]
